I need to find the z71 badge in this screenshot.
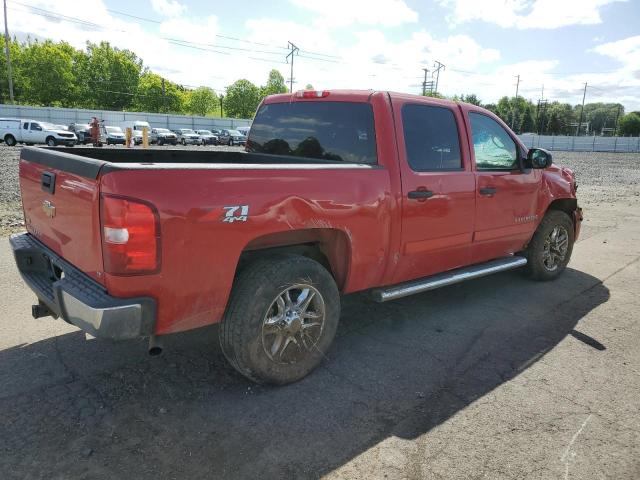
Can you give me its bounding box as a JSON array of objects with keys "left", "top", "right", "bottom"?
[{"left": 222, "top": 205, "right": 249, "bottom": 223}]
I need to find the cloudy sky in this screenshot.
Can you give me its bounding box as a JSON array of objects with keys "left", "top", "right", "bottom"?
[{"left": 4, "top": 0, "right": 640, "bottom": 109}]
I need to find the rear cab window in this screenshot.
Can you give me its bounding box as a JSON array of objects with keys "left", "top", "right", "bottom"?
[
  {"left": 401, "top": 104, "right": 462, "bottom": 171},
  {"left": 247, "top": 101, "right": 377, "bottom": 164}
]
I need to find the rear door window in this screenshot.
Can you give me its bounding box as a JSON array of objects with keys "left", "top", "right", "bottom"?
[
  {"left": 401, "top": 104, "right": 462, "bottom": 171},
  {"left": 248, "top": 101, "right": 377, "bottom": 164}
]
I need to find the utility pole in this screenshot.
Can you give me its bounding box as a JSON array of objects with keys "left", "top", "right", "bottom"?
[
  {"left": 286, "top": 41, "right": 299, "bottom": 93},
  {"left": 219, "top": 94, "right": 224, "bottom": 117},
  {"left": 575, "top": 82, "right": 587, "bottom": 136},
  {"left": 3, "top": 0, "right": 15, "bottom": 103},
  {"left": 510, "top": 74, "right": 520, "bottom": 130},
  {"left": 161, "top": 78, "right": 166, "bottom": 113},
  {"left": 422, "top": 68, "right": 429, "bottom": 96},
  {"left": 433, "top": 60, "right": 445, "bottom": 94}
]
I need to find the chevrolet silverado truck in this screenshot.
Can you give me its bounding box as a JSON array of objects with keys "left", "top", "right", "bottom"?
[{"left": 10, "top": 90, "right": 582, "bottom": 385}]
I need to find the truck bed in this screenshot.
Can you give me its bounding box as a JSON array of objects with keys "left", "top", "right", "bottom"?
[{"left": 22, "top": 147, "right": 362, "bottom": 179}]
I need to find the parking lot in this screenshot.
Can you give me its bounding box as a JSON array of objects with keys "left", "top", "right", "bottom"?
[{"left": 1, "top": 148, "right": 639, "bottom": 479}]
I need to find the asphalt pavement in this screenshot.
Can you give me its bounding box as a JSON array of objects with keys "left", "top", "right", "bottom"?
[{"left": 0, "top": 165, "right": 639, "bottom": 479}]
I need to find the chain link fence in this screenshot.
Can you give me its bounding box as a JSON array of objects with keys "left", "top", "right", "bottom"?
[
  {"left": 518, "top": 134, "right": 640, "bottom": 153},
  {"left": 0, "top": 104, "right": 251, "bottom": 131}
]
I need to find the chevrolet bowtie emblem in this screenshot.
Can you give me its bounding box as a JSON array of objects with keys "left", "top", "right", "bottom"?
[{"left": 42, "top": 200, "right": 56, "bottom": 218}]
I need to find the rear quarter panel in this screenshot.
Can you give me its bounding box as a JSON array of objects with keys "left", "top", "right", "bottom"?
[{"left": 100, "top": 165, "right": 393, "bottom": 335}]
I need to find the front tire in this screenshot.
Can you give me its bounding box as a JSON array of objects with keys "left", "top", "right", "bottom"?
[
  {"left": 46, "top": 137, "right": 57, "bottom": 147},
  {"left": 220, "top": 255, "right": 340, "bottom": 385},
  {"left": 523, "top": 210, "right": 574, "bottom": 281}
]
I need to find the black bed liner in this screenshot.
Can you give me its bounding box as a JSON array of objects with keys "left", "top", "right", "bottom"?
[{"left": 20, "top": 146, "right": 356, "bottom": 179}]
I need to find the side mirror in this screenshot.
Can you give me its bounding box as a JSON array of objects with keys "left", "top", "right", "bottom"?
[{"left": 527, "top": 148, "right": 552, "bottom": 169}]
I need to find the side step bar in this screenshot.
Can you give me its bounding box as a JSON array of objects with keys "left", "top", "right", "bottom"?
[{"left": 372, "top": 256, "right": 528, "bottom": 302}]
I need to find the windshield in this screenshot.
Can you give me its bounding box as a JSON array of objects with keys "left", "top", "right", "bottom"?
[
  {"left": 247, "top": 101, "right": 377, "bottom": 164},
  {"left": 156, "top": 128, "right": 170, "bottom": 133},
  {"left": 40, "top": 122, "right": 57, "bottom": 130},
  {"left": 229, "top": 130, "right": 242, "bottom": 136},
  {"left": 182, "top": 129, "right": 195, "bottom": 134},
  {"left": 106, "top": 126, "right": 122, "bottom": 133},
  {"left": 198, "top": 130, "right": 212, "bottom": 135}
]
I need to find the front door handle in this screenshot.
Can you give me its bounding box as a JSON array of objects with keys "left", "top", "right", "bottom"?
[
  {"left": 408, "top": 190, "right": 434, "bottom": 200},
  {"left": 479, "top": 187, "right": 497, "bottom": 196}
]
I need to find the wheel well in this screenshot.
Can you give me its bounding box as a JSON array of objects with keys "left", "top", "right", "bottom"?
[
  {"left": 4, "top": 133, "right": 15, "bottom": 141},
  {"left": 547, "top": 198, "right": 577, "bottom": 218},
  {"left": 237, "top": 229, "right": 351, "bottom": 291},
  {"left": 45, "top": 135, "right": 55, "bottom": 142}
]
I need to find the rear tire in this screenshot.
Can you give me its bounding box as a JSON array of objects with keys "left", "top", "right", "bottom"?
[
  {"left": 220, "top": 255, "right": 340, "bottom": 385},
  {"left": 5, "top": 134, "right": 16, "bottom": 146},
  {"left": 523, "top": 210, "right": 574, "bottom": 281}
]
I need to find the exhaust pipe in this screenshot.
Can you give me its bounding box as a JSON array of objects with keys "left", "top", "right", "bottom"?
[
  {"left": 148, "top": 335, "right": 163, "bottom": 356},
  {"left": 32, "top": 302, "right": 54, "bottom": 319}
]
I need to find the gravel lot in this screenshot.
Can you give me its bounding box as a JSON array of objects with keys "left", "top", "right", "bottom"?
[
  {"left": 0, "top": 147, "right": 639, "bottom": 479},
  {"left": 1, "top": 146, "right": 639, "bottom": 235}
]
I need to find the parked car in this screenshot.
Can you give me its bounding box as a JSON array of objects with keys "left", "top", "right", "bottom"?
[
  {"left": 173, "top": 128, "right": 203, "bottom": 145},
  {"left": 104, "top": 126, "right": 126, "bottom": 145},
  {"left": 237, "top": 126, "right": 250, "bottom": 136},
  {"left": 150, "top": 128, "right": 178, "bottom": 146},
  {"left": 121, "top": 120, "right": 151, "bottom": 145},
  {"left": 11, "top": 89, "right": 582, "bottom": 386},
  {"left": 196, "top": 129, "right": 219, "bottom": 145},
  {"left": 67, "top": 123, "right": 93, "bottom": 144},
  {"left": 218, "top": 129, "right": 247, "bottom": 146},
  {"left": 1, "top": 118, "right": 77, "bottom": 146}
]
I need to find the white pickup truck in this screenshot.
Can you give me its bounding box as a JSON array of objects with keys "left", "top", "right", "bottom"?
[{"left": 0, "top": 118, "right": 77, "bottom": 147}]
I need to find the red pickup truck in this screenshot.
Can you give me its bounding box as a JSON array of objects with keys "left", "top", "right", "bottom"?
[{"left": 11, "top": 90, "right": 582, "bottom": 384}]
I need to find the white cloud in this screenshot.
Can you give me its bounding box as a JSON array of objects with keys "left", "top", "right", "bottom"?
[
  {"left": 159, "top": 16, "right": 219, "bottom": 44},
  {"left": 150, "top": 0, "right": 187, "bottom": 17},
  {"left": 437, "top": 0, "right": 625, "bottom": 29},
  {"left": 5, "top": 0, "right": 639, "bottom": 110},
  {"left": 592, "top": 35, "right": 640, "bottom": 69},
  {"left": 290, "top": 0, "right": 418, "bottom": 27}
]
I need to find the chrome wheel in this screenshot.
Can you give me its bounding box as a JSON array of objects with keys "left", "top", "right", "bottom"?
[
  {"left": 543, "top": 225, "right": 569, "bottom": 271},
  {"left": 262, "top": 284, "right": 325, "bottom": 364}
]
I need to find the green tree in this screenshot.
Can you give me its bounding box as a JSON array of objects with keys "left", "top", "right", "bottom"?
[
  {"left": 76, "top": 41, "right": 142, "bottom": 110},
  {"left": 133, "top": 72, "right": 184, "bottom": 113},
  {"left": 13, "top": 40, "right": 77, "bottom": 106},
  {"left": 519, "top": 103, "right": 535, "bottom": 133},
  {"left": 186, "top": 86, "right": 217, "bottom": 116},
  {"left": 545, "top": 102, "right": 574, "bottom": 135},
  {"left": 224, "top": 79, "right": 261, "bottom": 118},
  {"left": 261, "top": 69, "right": 288, "bottom": 96},
  {"left": 305, "top": 84, "right": 314, "bottom": 90},
  {"left": 618, "top": 112, "right": 640, "bottom": 136},
  {"left": 461, "top": 93, "right": 481, "bottom": 106}
]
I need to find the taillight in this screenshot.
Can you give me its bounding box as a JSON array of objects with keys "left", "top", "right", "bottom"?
[
  {"left": 101, "top": 195, "right": 160, "bottom": 275},
  {"left": 296, "top": 90, "right": 330, "bottom": 98}
]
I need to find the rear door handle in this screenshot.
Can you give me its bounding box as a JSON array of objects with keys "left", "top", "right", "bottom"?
[
  {"left": 408, "top": 190, "right": 434, "bottom": 200},
  {"left": 479, "top": 187, "right": 497, "bottom": 196}
]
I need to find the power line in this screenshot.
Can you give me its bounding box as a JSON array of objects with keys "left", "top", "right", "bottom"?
[{"left": 433, "top": 60, "right": 445, "bottom": 94}]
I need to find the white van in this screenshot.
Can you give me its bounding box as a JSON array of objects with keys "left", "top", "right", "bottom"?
[
  {"left": 0, "top": 118, "right": 77, "bottom": 147},
  {"left": 120, "top": 120, "right": 151, "bottom": 145}
]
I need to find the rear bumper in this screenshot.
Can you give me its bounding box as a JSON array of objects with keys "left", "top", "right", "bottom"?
[{"left": 10, "top": 233, "right": 156, "bottom": 340}]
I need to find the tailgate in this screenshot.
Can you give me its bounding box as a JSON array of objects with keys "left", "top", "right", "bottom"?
[{"left": 19, "top": 147, "right": 106, "bottom": 284}]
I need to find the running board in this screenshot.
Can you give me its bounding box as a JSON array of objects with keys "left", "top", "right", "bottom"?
[{"left": 372, "top": 256, "right": 528, "bottom": 302}]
